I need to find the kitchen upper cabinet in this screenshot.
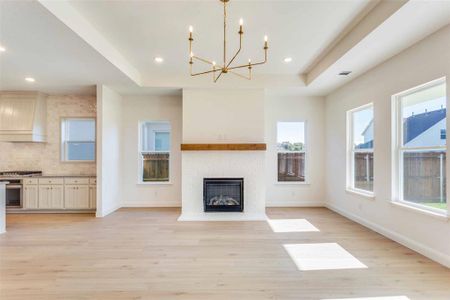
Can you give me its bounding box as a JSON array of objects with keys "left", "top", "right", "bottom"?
[
  {"left": 38, "top": 185, "right": 63, "bottom": 209},
  {"left": 0, "top": 92, "right": 47, "bottom": 142},
  {"left": 23, "top": 185, "right": 39, "bottom": 209},
  {"left": 65, "top": 185, "right": 89, "bottom": 209}
]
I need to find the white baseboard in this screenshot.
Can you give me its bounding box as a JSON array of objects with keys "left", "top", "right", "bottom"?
[
  {"left": 96, "top": 203, "right": 121, "bottom": 218},
  {"left": 326, "top": 203, "right": 450, "bottom": 268},
  {"left": 266, "top": 201, "right": 325, "bottom": 207}
]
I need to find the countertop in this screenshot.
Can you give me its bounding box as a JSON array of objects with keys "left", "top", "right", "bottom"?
[{"left": 0, "top": 175, "right": 96, "bottom": 180}]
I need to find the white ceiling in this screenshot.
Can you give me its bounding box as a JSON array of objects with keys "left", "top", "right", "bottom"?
[
  {"left": 0, "top": 0, "right": 449, "bottom": 96},
  {"left": 68, "top": 0, "right": 370, "bottom": 76},
  {"left": 0, "top": 0, "right": 136, "bottom": 95}
]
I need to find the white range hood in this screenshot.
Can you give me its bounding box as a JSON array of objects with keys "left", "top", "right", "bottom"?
[{"left": 0, "top": 92, "right": 47, "bottom": 142}]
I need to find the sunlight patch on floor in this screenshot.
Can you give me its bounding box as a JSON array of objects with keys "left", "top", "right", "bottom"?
[
  {"left": 323, "top": 297, "right": 410, "bottom": 300},
  {"left": 267, "top": 218, "right": 320, "bottom": 233},
  {"left": 284, "top": 243, "right": 368, "bottom": 271}
]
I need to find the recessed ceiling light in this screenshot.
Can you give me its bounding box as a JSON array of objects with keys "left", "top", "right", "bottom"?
[
  {"left": 283, "top": 57, "right": 292, "bottom": 63},
  {"left": 0, "top": 46, "right": 5, "bottom": 52},
  {"left": 339, "top": 71, "right": 352, "bottom": 76},
  {"left": 154, "top": 57, "right": 164, "bottom": 63},
  {"left": 25, "top": 77, "right": 35, "bottom": 82}
]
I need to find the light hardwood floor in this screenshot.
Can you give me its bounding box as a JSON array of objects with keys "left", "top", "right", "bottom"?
[{"left": 1, "top": 208, "right": 449, "bottom": 300}]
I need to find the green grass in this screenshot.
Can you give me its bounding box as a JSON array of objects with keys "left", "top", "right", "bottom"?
[{"left": 422, "top": 202, "right": 447, "bottom": 210}]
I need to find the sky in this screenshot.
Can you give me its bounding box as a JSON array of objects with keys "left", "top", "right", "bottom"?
[
  {"left": 277, "top": 122, "right": 305, "bottom": 144},
  {"left": 353, "top": 107, "right": 373, "bottom": 145},
  {"left": 402, "top": 96, "right": 446, "bottom": 119}
]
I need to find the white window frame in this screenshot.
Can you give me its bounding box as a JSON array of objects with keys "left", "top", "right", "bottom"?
[
  {"left": 391, "top": 77, "right": 448, "bottom": 216},
  {"left": 276, "top": 121, "right": 308, "bottom": 184},
  {"left": 138, "top": 121, "right": 171, "bottom": 185},
  {"left": 60, "top": 117, "right": 96, "bottom": 163},
  {"left": 346, "top": 103, "right": 374, "bottom": 197}
]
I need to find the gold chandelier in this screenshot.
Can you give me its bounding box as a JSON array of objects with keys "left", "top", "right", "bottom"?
[{"left": 188, "top": 0, "right": 268, "bottom": 82}]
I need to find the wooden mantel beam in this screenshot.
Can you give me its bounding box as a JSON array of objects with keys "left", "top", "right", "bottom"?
[{"left": 181, "top": 143, "right": 266, "bottom": 151}]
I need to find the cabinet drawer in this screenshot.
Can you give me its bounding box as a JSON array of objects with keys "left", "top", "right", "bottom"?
[
  {"left": 38, "top": 178, "right": 63, "bottom": 185},
  {"left": 65, "top": 177, "right": 89, "bottom": 185},
  {"left": 89, "top": 178, "right": 97, "bottom": 185},
  {"left": 23, "top": 178, "right": 38, "bottom": 185}
]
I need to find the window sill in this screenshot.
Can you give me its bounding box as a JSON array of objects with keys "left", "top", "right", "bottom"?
[
  {"left": 390, "top": 201, "right": 449, "bottom": 221},
  {"left": 137, "top": 181, "right": 172, "bottom": 186},
  {"left": 346, "top": 188, "right": 375, "bottom": 199},
  {"left": 276, "top": 181, "right": 310, "bottom": 185}
]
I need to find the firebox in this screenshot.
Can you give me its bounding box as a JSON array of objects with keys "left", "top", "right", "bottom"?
[{"left": 203, "top": 178, "right": 244, "bottom": 212}]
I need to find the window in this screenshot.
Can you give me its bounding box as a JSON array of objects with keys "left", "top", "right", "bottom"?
[
  {"left": 347, "top": 104, "right": 374, "bottom": 194},
  {"left": 140, "top": 121, "right": 171, "bottom": 182},
  {"left": 61, "top": 118, "right": 96, "bottom": 161},
  {"left": 393, "top": 78, "right": 447, "bottom": 213},
  {"left": 277, "top": 122, "right": 306, "bottom": 182}
]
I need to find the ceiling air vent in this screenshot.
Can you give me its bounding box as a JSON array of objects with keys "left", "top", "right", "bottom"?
[{"left": 339, "top": 71, "right": 352, "bottom": 76}]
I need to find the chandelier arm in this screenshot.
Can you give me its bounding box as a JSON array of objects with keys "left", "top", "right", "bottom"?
[
  {"left": 191, "top": 68, "right": 222, "bottom": 77},
  {"left": 193, "top": 55, "right": 215, "bottom": 65},
  {"left": 229, "top": 70, "right": 250, "bottom": 80},
  {"left": 214, "top": 70, "right": 224, "bottom": 83},
  {"left": 228, "top": 49, "right": 267, "bottom": 71},
  {"left": 226, "top": 33, "right": 242, "bottom": 68}
]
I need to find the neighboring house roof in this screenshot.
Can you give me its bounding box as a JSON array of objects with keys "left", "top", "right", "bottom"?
[
  {"left": 355, "top": 108, "right": 446, "bottom": 149},
  {"left": 403, "top": 108, "right": 446, "bottom": 144},
  {"left": 355, "top": 140, "right": 373, "bottom": 149}
]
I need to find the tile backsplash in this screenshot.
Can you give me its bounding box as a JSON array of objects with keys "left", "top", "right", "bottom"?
[{"left": 0, "top": 95, "right": 97, "bottom": 175}]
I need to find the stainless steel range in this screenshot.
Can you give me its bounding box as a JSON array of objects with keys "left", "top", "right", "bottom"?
[{"left": 0, "top": 171, "right": 42, "bottom": 208}]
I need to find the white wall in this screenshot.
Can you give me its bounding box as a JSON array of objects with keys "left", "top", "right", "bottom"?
[
  {"left": 325, "top": 25, "right": 450, "bottom": 267},
  {"left": 182, "top": 89, "right": 265, "bottom": 143},
  {"left": 265, "top": 94, "right": 326, "bottom": 206},
  {"left": 120, "top": 95, "right": 182, "bottom": 207},
  {"left": 96, "top": 85, "right": 122, "bottom": 217}
]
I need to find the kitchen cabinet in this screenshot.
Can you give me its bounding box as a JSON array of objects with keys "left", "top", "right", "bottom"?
[
  {"left": 89, "top": 185, "right": 96, "bottom": 209},
  {"left": 38, "top": 185, "right": 64, "bottom": 209},
  {"left": 23, "top": 185, "right": 39, "bottom": 209},
  {"left": 65, "top": 185, "right": 89, "bottom": 209}
]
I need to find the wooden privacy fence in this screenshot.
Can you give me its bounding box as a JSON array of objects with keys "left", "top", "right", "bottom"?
[
  {"left": 354, "top": 151, "right": 446, "bottom": 202},
  {"left": 278, "top": 152, "right": 305, "bottom": 181},
  {"left": 354, "top": 152, "right": 374, "bottom": 191},
  {"left": 403, "top": 151, "right": 446, "bottom": 202},
  {"left": 142, "top": 153, "right": 170, "bottom": 181}
]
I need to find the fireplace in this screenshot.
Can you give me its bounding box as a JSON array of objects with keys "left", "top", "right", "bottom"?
[{"left": 203, "top": 178, "right": 244, "bottom": 212}]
